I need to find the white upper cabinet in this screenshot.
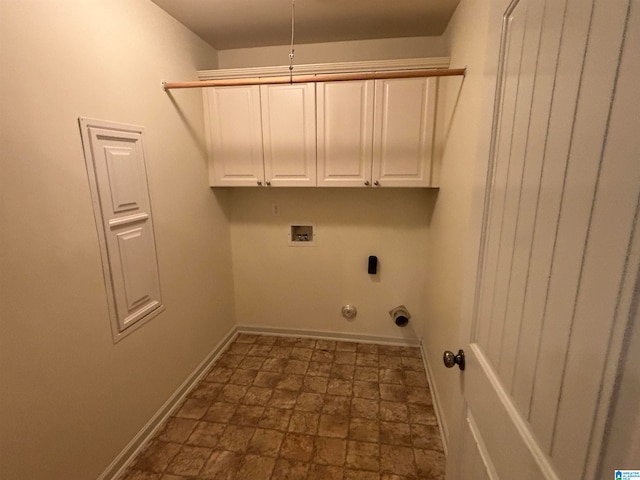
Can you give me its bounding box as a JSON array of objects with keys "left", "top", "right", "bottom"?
[
  {"left": 317, "top": 80, "right": 375, "bottom": 187},
  {"left": 372, "top": 77, "right": 436, "bottom": 187},
  {"left": 205, "top": 85, "right": 264, "bottom": 186},
  {"left": 203, "top": 69, "right": 439, "bottom": 188},
  {"left": 260, "top": 83, "right": 317, "bottom": 187}
]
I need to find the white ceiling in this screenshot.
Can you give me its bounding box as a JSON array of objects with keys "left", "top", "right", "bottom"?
[{"left": 151, "top": 0, "right": 461, "bottom": 50}]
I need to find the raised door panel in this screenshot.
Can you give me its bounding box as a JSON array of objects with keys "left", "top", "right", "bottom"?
[
  {"left": 80, "top": 119, "right": 163, "bottom": 341},
  {"left": 452, "top": 0, "right": 637, "bottom": 478},
  {"left": 205, "top": 85, "right": 264, "bottom": 186},
  {"left": 372, "top": 78, "right": 435, "bottom": 187},
  {"left": 260, "top": 83, "right": 316, "bottom": 187},
  {"left": 317, "top": 80, "right": 374, "bottom": 187}
]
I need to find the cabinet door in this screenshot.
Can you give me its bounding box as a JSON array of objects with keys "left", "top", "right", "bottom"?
[
  {"left": 372, "top": 78, "right": 436, "bottom": 187},
  {"left": 205, "top": 85, "right": 264, "bottom": 186},
  {"left": 260, "top": 83, "right": 316, "bottom": 187},
  {"left": 317, "top": 80, "right": 374, "bottom": 187}
]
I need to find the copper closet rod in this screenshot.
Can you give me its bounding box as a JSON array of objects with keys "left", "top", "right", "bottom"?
[{"left": 162, "top": 67, "right": 466, "bottom": 90}]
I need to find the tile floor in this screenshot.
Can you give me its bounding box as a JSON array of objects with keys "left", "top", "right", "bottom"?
[{"left": 121, "top": 334, "right": 446, "bottom": 480}]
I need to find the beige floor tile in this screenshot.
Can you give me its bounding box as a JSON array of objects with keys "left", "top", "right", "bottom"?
[
  {"left": 242, "top": 386, "right": 273, "bottom": 406},
  {"left": 131, "top": 441, "right": 181, "bottom": 473},
  {"left": 380, "top": 445, "right": 416, "bottom": 477},
  {"left": 188, "top": 382, "right": 224, "bottom": 401},
  {"left": 217, "top": 425, "right": 255, "bottom": 452},
  {"left": 175, "top": 398, "right": 212, "bottom": 420},
  {"left": 331, "top": 364, "right": 356, "bottom": 380},
  {"left": 267, "top": 389, "right": 298, "bottom": 409},
  {"left": 313, "top": 437, "right": 347, "bottom": 466},
  {"left": 203, "top": 402, "right": 237, "bottom": 423},
  {"left": 410, "top": 424, "right": 444, "bottom": 451},
  {"left": 247, "top": 428, "right": 284, "bottom": 457},
  {"left": 328, "top": 378, "right": 353, "bottom": 396},
  {"left": 307, "top": 361, "right": 333, "bottom": 377},
  {"left": 272, "top": 458, "right": 310, "bottom": 479},
  {"left": 121, "top": 470, "right": 161, "bottom": 480},
  {"left": 280, "top": 433, "right": 315, "bottom": 462},
  {"left": 344, "top": 469, "right": 381, "bottom": 480},
  {"left": 354, "top": 366, "right": 379, "bottom": 382},
  {"left": 379, "top": 401, "right": 409, "bottom": 423},
  {"left": 157, "top": 417, "right": 198, "bottom": 443},
  {"left": 414, "top": 448, "right": 446, "bottom": 480},
  {"left": 295, "top": 392, "right": 324, "bottom": 412},
  {"left": 288, "top": 411, "right": 319, "bottom": 434},
  {"left": 351, "top": 398, "right": 379, "bottom": 420},
  {"left": 290, "top": 347, "right": 314, "bottom": 361},
  {"left": 353, "top": 381, "right": 379, "bottom": 400},
  {"left": 303, "top": 375, "right": 329, "bottom": 393},
  {"left": 236, "top": 454, "right": 275, "bottom": 480},
  {"left": 125, "top": 334, "right": 445, "bottom": 480},
  {"left": 229, "top": 368, "right": 258, "bottom": 386},
  {"left": 186, "top": 421, "right": 226, "bottom": 448},
  {"left": 346, "top": 441, "right": 380, "bottom": 471},
  {"left": 322, "top": 395, "right": 351, "bottom": 416},
  {"left": 215, "top": 384, "right": 248, "bottom": 403},
  {"left": 276, "top": 374, "right": 304, "bottom": 391},
  {"left": 165, "top": 446, "right": 212, "bottom": 476},
  {"left": 229, "top": 405, "right": 265, "bottom": 426},
  {"left": 307, "top": 463, "right": 344, "bottom": 480},
  {"left": 334, "top": 351, "right": 357, "bottom": 365},
  {"left": 258, "top": 407, "right": 292, "bottom": 431},
  {"left": 349, "top": 418, "right": 380, "bottom": 443},
  {"left": 380, "top": 422, "right": 412, "bottom": 446},
  {"left": 318, "top": 413, "right": 349, "bottom": 438},
  {"left": 199, "top": 450, "right": 243, "bottom": 480}
]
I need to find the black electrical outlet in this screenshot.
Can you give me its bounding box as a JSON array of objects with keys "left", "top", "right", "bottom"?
[{"left": 368, "top": 256, "right": 378, "bottom": 274}]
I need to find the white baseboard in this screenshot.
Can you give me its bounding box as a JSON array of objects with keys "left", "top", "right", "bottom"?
[
  {"left": 98, "top": 325, "right": 238, "bottom": 480},
  {"left": 420, "top": 341, "right": 449, "bottom": 456},
  {"left": 236, "top": 324, "right": 421, "bottom": 347}
]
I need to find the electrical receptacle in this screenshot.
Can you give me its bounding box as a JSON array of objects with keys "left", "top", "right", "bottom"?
[{"left": 272, "top": 204, "right": 280, "bottom": 216}]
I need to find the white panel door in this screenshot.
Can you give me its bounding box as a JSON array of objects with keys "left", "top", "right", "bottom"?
[
  {"left": 449, "top": 0, "right": 639, "bottom": 479},
  {"left": 205, "top": 85, "right": 265, "bottom": 186},
  {"left": 260, "top": 83, "right": 316, "bottom": 187},
  {"left": 80, "top": 118, "right": 163, "bottom": 342},
  {"left": 317, "top": 80, "right": 374, "bottom": 187},
  {"left": 372, "top": 77, "right": 435, "bottom": 187}
]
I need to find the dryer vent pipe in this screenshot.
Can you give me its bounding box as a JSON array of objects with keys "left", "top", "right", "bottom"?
[{"left": 389, "top": 305, "right": 411, "bottom": 327}]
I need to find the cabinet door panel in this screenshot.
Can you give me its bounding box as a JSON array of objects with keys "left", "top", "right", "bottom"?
[
  {"left": 373, "top": 78, "right": 436, "bottom": 187},
  {"left": 261, "top": 83, "right": 316, "bottom": 187},
  {"left": 317, "top": 80, "right": 374, "bottom": 187},
  {"left": 205, "top": 85, "right": 264, "bottom": 186}
]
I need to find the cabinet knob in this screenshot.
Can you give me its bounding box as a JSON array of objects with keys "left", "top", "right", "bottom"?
[
  {"left": 257, "top": 180, "right": 262, "bottom": 186},
  {"left": 364, "top": 181, "right": 370, "bottom": 186},
  {"left": 374, "top": 180, "right": 380, "bottom": 186},
  {"left": 266, "top": 181, "right": 271, "bottom": 186}
]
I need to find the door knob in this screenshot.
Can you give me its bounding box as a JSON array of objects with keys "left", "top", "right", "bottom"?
[{"left": 443, "top": 349, "right": 465, "bottom": 371}]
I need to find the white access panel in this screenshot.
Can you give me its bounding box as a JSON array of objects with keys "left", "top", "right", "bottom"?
[
  {"left": 79, "top": 118, "right": 163, "bottom": 342},
  {"left": 317, "top": 80, "right": 375, "bottom": 187},
  {"left": 205, "top": 85, "right": 265, "bottom": 186},
  {"left": 372, "top": 77, "right": 435, "bottom": 187},
  {"left": 260, "top": 83, "right": 317, "bottom": 187}
]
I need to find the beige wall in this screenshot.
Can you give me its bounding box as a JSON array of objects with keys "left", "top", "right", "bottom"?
[
  {"left": 422, "top": 0, "right": 499, "bottom": 447},
  {"left": 217, "top": 36, "right": 448, "bottom": 68},
  {"left": 229, "top": 188, "right": 435, "bottom": 342},
  {"left": 0, "top": 1, "right": 234, "bottom": 479},
  {"left": 220, "top": 36, "right": 444, "bottom": 343}
]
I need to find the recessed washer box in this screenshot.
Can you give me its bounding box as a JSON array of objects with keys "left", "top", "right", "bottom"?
[{"left": 289, "top": 224, "right": 316, "bottom": 246}]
